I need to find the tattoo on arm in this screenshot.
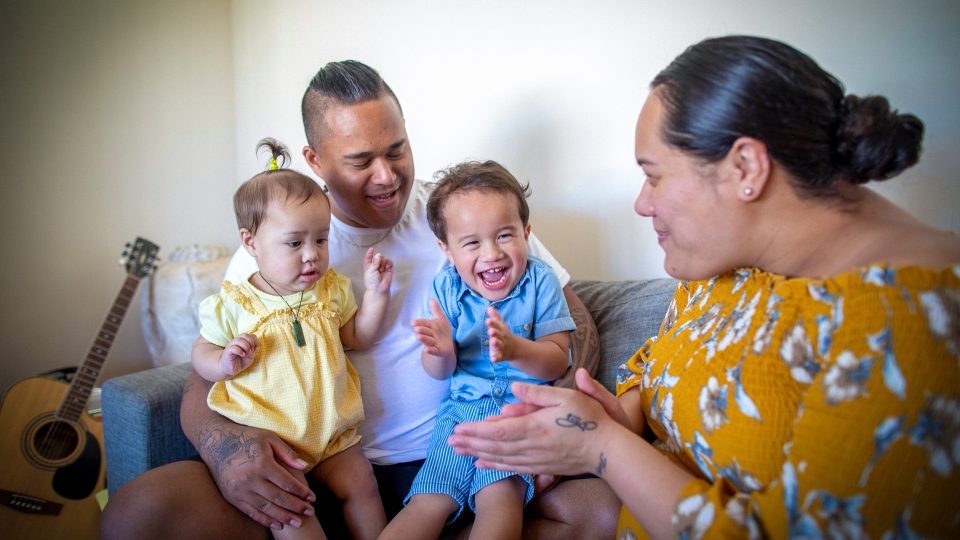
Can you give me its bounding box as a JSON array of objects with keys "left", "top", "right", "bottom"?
[
  {"left": 558, "top": 287, "right": 601, "bottom": 389},
  {"left": 198, "top": 422, "right": 261, "bottom": 480},
  {"left": 595, "top": 452, "right": 607, "bottom": 476},
  {"left": 555, "top": 413, "right": 598, "bottom": 431}
]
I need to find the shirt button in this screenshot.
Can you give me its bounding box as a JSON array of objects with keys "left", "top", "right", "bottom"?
[{"left": 494, "top": 388, "right": 503, "bottom": 395}]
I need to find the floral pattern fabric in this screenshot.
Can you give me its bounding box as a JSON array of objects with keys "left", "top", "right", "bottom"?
[{"left": 616, "top": 265, "right": 960, "bottom": 539}]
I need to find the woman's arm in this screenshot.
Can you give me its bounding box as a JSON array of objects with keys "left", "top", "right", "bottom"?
[{"left": 180, "top": 349, "right": 316, "bottom": 530}]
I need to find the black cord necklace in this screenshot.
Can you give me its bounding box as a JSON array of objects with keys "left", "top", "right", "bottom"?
[{"left": 258, "top": 272, "right": 306, "bottom": 347}]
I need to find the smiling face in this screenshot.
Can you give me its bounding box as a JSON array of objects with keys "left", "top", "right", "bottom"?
[
  {"left": 303, "top": 95, "right": 414, "bottom": 229},
  {"left": 241, "top": 194, "right": 331, "bottom": 296},
  {"left": 439, "top": 190, "right": 532, "bottom": 302},
  {"left": 633, "top": 93, "right": 743, "bottom": 281}
]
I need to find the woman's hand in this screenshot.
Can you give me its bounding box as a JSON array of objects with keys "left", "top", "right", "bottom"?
[{"left": 448, "top": 368, "right": 622, "bottom": 476}]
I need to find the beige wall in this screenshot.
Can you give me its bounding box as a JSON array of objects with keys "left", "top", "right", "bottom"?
[
  {"left": 0, "top": 1, "right": 237, "bottom": 390},
  {"left": 2, "top": 0, "right": 958, "bottom": 391}
]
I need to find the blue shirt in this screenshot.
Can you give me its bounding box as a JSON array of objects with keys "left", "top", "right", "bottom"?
[{"left": 429, "top": 256, "right": 575, "bottom": 405}]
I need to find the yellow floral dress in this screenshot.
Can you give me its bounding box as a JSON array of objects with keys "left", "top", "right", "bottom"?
[
  {"left": 200, "top": 269, "right": 364, "bottom": 468},
  {"left": 616, "top": 265, "right": 960, "bottom": 539}
]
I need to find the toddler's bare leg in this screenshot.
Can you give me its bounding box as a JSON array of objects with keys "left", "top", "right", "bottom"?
[
  {"left": 471, "top": 476, "right": 526, "bottom": 540},
  {"left": 312, "top": 445, "right": 385, "bottom": 540},
  {"left": 379, "top": 492, "right": 458, "bottom": 540}
]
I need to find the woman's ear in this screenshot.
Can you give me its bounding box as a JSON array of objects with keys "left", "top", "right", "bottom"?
[{"left": 727, "top": 136, "right": 770, "bottom": 201}]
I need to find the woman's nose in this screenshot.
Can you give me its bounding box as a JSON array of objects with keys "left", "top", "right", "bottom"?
[{"left": 635, "top": 180, "right": 655, "bottom": 217}]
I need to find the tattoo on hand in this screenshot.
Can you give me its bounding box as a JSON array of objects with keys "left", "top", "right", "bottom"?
[
  {"left": 596, "top": 452, "right": 607, "bottom": 476},
  {"left": 555, "top": 413, "right": 598, "bottom": 431}
]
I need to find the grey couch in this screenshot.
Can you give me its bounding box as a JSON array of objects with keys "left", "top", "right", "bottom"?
[{"left": 101, "top": 278, "right": 676, "bottom": 495}]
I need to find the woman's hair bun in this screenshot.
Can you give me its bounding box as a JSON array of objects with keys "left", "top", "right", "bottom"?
[{"left": 835, "top": 95, "right": 924, "bottom": 184}]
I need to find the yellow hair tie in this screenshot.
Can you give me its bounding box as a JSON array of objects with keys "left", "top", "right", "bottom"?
[{"left": 270, "top": 157, "right": 279, "bottom": 171}]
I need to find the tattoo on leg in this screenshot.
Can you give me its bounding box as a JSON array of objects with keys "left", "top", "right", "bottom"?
[
  {"left": 555, "top": 413, "right": 598, "bottom": 431},
  {"left": 595, "top": 452, "right": 607, "bottom": 476}
]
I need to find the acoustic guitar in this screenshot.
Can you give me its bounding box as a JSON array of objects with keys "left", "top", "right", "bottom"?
[{"left": 0, "top": 237, "right": 159, "bottom": 539}]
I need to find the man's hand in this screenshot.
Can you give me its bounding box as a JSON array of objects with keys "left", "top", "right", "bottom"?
[
  {"left": 198, "top": 419, "right": 315, "bottom": 530},
  {"left": 218, "top": 333, "right": 257, "bottom": 377}
]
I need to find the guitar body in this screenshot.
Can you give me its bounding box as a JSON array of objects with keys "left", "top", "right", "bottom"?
[{"left": 0, "top": 377, "right": 105, "bottom": 539}]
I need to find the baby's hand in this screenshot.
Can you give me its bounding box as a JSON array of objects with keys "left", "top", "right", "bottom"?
[
  {"left": 486, "top": 306, "right": 517, "bottom": 362},
  {"left": 412, "top": 299, "right": 455, "bottom": 361},
  {"left": 219, "top": 333, "right": 257, "bottom": 377},
  {"left": 362, "top": 247, "right": 394, "bottom": 294}
]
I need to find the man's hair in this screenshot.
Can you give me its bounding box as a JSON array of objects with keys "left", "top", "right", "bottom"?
[
  {"left": 234, "top": 138, "right": 327, "bottom": 234},
  {"left": 301, "top": 60, "right": 402, "bottom": 149},
  {"left": 427, "top": 160, "right": 531, "bottom": 243}
]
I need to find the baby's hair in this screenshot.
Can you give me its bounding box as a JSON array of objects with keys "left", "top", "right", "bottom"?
[
  {"left": 427, "top": 160, "right": 531, "bottom": 242},
  {"left": 233, "top": 137, "right": 327, "bottom": 234}
]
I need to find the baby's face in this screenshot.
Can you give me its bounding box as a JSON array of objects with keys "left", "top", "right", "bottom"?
[
  {"left": 439, "top": 190, "right": 530, "bottom": 302},
  {"left": 244, "top": 195, "right": 331, "bottom": 296}
]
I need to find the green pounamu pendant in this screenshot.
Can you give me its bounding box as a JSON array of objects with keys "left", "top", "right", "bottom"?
[{"left": 292, "top": 319, "right": 305, "bottom": 347}]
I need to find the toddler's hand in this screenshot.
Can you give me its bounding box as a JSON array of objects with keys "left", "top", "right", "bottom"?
[
  {"left": 362, "top": 247, "right": 394, "bottom": 293},
  {"left": 219, "top": 333, "right": 257, "bottom": 377},
  {"left": 412, "top": 299, "right": 455, "bottom": 361},
  {"left": 486, "top": 306, "right": 516, "bottom": 362}
]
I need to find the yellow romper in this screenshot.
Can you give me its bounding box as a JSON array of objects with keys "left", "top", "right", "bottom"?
[{"left": 199, "top": 269, "right": 364, "bottom": 468}]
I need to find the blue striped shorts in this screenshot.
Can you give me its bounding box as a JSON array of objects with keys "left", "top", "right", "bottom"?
[{"left": 405, "top": 395, "right": 535, "bottom": 521}]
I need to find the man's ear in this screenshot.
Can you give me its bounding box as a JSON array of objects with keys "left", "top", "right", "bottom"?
[
  {"left": 725, "top": 136, "right": 770, "bottom": 202},
  {"left": 303, "top": 145, "right": 324, "bottom": 178},
  {"left": 240, "top": 229, "right": 257, "bottom": 257}
]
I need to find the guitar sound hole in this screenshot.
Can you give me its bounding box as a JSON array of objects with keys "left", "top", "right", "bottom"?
[{"left": 32, "top": 420, "right": 80, "bottom": 461}]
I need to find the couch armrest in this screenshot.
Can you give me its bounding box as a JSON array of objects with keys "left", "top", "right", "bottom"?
[
  {"left": 570, "top": 279, "right": 677, "bottom": 393},
  {"left": 102, "top": 362, "right": 197, "bottom": 494}
]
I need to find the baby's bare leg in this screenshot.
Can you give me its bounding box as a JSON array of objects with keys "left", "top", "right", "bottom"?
[
  {"left": 471, "top": 476, "right": 526, "bottom": 540},
  {"left": 311, "top": 445, "right": 385, "bottom": 540},
  {"left": 379, "top": 493, "right": 458, "bottom": 540},
  {"left": 273, "top": 467, "right": 326, "bottom": 540}
]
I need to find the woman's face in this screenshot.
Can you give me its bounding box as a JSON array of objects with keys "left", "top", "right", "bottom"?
[{"left": 633, "top": 93, "right": 744, "bottom": 281}]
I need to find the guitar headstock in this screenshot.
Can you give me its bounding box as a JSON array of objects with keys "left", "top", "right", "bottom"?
[{"left": 121, "top": 237, "right": 161, "bottom": 278}]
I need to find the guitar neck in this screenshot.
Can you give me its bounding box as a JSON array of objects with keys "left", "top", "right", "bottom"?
[{"left": 57, "top": 274, "right": 141, "bottom": 422}]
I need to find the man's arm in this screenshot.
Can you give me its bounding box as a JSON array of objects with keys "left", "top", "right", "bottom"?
[
  {"left": 555, "top": 285, "right": 600, "bottom": 389},
  {"left": 180, "top": 358, "right": 316, "bottom": 529}
]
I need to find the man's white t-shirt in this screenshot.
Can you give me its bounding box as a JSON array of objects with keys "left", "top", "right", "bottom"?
[{"left": 224, "top": 179, "right": 570, "bottom": 465}]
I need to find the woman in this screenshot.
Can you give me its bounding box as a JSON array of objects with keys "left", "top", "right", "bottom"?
[{"left": 449, "top": 35, "right": 960, "bottom": 539}]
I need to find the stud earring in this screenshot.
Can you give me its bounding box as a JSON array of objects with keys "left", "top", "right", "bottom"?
[{"left": 743, "top": 187, "right": 754, "bottom": 197}]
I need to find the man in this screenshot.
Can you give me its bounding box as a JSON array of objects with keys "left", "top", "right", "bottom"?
[{"left": 101, "top": 61, "right": 618, "bottom": 539}]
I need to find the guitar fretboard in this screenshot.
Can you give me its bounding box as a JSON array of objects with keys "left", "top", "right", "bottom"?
[{"left": 57, "top": 275, "right": 141, "bottom": 422}]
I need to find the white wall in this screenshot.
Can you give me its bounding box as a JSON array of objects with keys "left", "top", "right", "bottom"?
[
  {"left": 231, "top": 0, "right": 960, "bottom": 282},
  {"left": 2, "top": 0, "right": 957, "bottom": 391},
  {"left": 0, "top": 1, "right": 237, "bottom": 391}
]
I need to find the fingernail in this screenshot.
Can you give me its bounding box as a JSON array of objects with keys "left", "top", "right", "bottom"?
[
  {"left": 304, "top": 507, "right": 314, "bottom": 516},
  {"left": 271, "top": 522, "right": 282, "bottom": 530},
  {"left": 289, "top": 518, "right": 301, "bottom": 528},
  {"left": 295, "top": 459, "right": 309, "bottom": 468}
]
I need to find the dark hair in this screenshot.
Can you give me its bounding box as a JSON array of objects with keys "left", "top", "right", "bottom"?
[
  {"left": 427, "top": 160, "right": 531, "bottom": 242},
  {"left": 234, "top": 138, "right": 327, "bottom": 234},
  {"left": 301, "top": 60, "right": 402, "bottom": 149},
  {"left": 651, "top": 35, "right": 924, "bottom": 195}
]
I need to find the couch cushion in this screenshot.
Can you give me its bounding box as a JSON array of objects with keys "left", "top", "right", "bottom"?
[{"left": 570, "top": 279, "right": 676, "bottom": 392}]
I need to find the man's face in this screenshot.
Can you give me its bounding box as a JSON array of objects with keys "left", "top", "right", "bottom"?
[{"left": 303, "top": 95, "right": 414, "bottom": 229}]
